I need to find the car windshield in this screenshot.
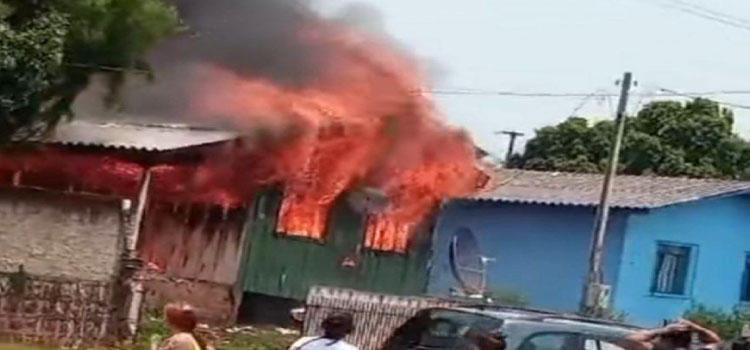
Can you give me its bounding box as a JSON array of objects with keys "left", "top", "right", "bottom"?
[{"left": 382, "top": 309, "right": 504, "bottom": 350}]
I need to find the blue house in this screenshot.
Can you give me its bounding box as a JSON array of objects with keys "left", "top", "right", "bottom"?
[{"left": 429, "top": 169, "right": 750, "bottom": 326}]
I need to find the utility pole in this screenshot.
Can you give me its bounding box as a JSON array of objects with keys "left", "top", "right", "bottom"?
[
  {"left": 497, "top": 130, "right": 525, "bottom": 163},
  {"left": 581, "top": 72, "right": 633, "bottom": 316}
]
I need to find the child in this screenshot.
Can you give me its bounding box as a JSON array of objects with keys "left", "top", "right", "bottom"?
[{"left": 156, "top": 302, "right": 211, "bottom": 350}]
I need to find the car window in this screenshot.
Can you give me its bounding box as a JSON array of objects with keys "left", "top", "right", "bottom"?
[
  {"left": 381, "top": 309, "right": 504, "bottom": 350},
  {"left": 598, "top": 341, "right": 625, "bottom": 350}
]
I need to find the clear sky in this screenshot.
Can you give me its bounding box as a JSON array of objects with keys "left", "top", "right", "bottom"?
[{"left": 318, "top": 0, "right": 750, "bottom": 158}]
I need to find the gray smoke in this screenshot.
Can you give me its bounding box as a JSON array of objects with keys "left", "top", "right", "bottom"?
[
  {"left": 73, "top": 0, "right": 449, "bottom": 124},
  {"left": 112, "top": 0, "right": 331, "bottom": 123},
  {"left": 161, "top": 0, "right": 331, "bottom": 84},
  {"left": 330, "top": 2, "right": 450, "bottom": 85},
  {"left": 332, "top": 2, "right": 386, "bottom": 35}
]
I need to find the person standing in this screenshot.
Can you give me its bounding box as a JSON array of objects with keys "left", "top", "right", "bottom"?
[
  {"left": 289, "top": 313, "right": 358, "bottom": 350},
  {"left": 619, "top": 319, "right": 721, "bottom": 350},
  {"left": 156, "top": 302, "right": 212, "bottom": 350}
]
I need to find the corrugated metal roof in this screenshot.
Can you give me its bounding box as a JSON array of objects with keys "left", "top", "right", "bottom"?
[
  {"left": 37, "top": 120, "right": 240, "bottom": 151},
  {"left": 468, "top": 169, "right": 750, "bottom": 209}
]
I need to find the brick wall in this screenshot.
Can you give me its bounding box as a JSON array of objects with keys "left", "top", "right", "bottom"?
[
  {"left": 0, "top": 188, "right": 124, "bottom": 281},
  {"left": 0, "top": 188, "right": 127, "bottom": 345},
  {"left": 0, "top": 273, "right": 112, "bottom": 346}
]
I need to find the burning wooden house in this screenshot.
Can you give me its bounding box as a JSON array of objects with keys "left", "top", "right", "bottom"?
[{"left": 0, "top": 117, "right": 484, "bottom": 325}]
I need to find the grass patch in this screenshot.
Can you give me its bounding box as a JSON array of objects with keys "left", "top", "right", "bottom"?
[
  {"left": 219, "top": 328, "right": 297, "bottom": 350},
  {"left": 132, "top": 309, "right": 297, "bottom": 350},
  {"left": 0, "top": 313, "right": 297, "bottom": 350}
]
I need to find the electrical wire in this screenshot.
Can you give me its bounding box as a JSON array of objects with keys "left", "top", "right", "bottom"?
[
  {"left": 664, "top": 0, "right": 750, "bottom": 28},
  {"left": 567, "top": 89, "right": 610, "bottom": 117},
  {"left": 63, "top": 62, "right": 750, "bottom": 110},
  {"left": 637, "top": 0, "right": 750, "bottom": 33},
  {"left": 428, "top": 88, "right": 612, "bottom": 98},
  {"left": 657, "top": 87, "right": 750, "bottom": 110},
  {"left": 429, "top": 89, "right": 750, "bottom": 98},
  {"left": 67, "top": 63, "right": 150, "bottom": 74}
]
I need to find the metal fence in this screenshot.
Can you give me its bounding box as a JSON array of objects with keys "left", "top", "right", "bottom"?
[{"left": 303, "top": 286, "right": 457, "bottom": 350}]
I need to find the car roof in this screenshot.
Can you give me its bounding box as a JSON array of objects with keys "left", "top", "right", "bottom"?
[{"left": 428, "top": 305, "right": 641, "bottom": 332}]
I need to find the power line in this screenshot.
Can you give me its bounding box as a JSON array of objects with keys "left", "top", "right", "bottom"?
[
  {"left": 639, "top": 0, "right": 750, "bottom": 32},
  {"left": 567, "top": 89, "right": 609, "bottom": 117},
  {"left": 67, "top": 63, "right": 150, "bottom": 74},
  {"left": 63, "top": 63, "right": 750, "bottom": 99},
  {"left": 657, "top": 87, "right": 750, "bottom": 110},
  {"left": 664, "top": 0, "right": 750, "bottom": 28},
  {"left": 60, "top": 63, "right": 750, "bottom": 109},
  {"left": 429, "top": 88, "right": 750, "bottom": 98},
  {"left": 429, "top": 88, "right": 609, "bottom": 98}
]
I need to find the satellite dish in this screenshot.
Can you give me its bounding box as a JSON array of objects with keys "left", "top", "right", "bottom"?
[{"left": 449, "top": 227, "right": 487, "bottom": 297}]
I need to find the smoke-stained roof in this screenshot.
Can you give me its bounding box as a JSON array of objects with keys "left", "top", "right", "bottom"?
[
  {"left": 467, "top": 169, "right": 750, "bottom": 209},
  {"left": 35, "top": 120, "right": 240, "bottom": 152}
]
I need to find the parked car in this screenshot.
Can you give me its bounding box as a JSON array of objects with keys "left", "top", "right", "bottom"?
[{"left": 381, "top": 306, "right": 640, "bottom": 350}]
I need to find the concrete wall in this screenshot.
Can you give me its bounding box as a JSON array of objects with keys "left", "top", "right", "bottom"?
[
  {"left": 614, "top": 195, "right": 750, "bottom": 325},
  {"left": 429, "top": 201, "right": 628, "bottom": 312},
  {"left": 0, "top": 188, "right": 124, "bottom": 281},
  {"left": 0, "top": 188, "right": 126, "bottom": 346}
]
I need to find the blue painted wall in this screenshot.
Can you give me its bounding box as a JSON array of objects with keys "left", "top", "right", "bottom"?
[
  {"left": 614, "top": 195, "right": 750, "bottom": 326},
  {"left": 429, "top": 200, "right": 628, "bottom": 312}
]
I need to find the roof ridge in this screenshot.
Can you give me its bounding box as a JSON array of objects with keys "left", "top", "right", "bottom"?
[
  {"left": 472, "top": 169, "right": 750, "bottom": 209},
  {"left": 68, "top": 120, "right": 235, "bottom": 133},
  {"left": 499, "top": 168, "right": 750, "bottom": 184}
]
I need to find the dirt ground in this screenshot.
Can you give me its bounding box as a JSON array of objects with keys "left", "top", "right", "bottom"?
[
  {"left": 0, "top": 325, "right": 298, "bottom": 350},
  {"left": 0, "top": 344, "right": 58, "bottom": 350}
]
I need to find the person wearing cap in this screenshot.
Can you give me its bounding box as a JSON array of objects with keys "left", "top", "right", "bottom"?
[{"left": 289, "top": 312, "right": 358, "bottom": 350}]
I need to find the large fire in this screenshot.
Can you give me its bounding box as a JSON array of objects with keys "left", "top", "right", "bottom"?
[
  {"left": 183, "top": 19, "right": 482, "bottom": 251},
  {"left": 0, "top": 11, "right": 483, "bottom": 253}
]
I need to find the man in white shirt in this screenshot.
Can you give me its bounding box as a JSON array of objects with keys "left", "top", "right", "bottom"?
[{"left": 290, "top": 313, "right": 359, "bottom": 350}]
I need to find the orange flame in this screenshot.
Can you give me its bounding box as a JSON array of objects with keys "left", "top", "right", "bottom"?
[{"left": 186, "top": 19, "right": 481, "bottom": 250}]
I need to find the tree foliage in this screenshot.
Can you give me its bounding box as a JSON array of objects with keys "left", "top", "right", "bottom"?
[
  {"left": 0, "top": 0, "right": 177, "bottom": 142},
  {"left": 0, "top": 7, "right": 67, "bottom": 141},
  {"left": 513, "top": 98, "right": 750, "bottom": 179},
  {"left": 684, "top": 305, "right": 750, "bottom": 339}
]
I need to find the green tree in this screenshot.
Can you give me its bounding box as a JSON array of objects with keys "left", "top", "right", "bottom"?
[
  {"left": 0, "top": 0, "right": 177, "bottom": 141},
  {"left": 0, "top": 5, "right": 67, "bottom": 141},
  {"left": 514, "top": 98, "right": 750, "bottom": 179},
  {"left": 684, "top": 305, "right": 750, "bottom": 339}
]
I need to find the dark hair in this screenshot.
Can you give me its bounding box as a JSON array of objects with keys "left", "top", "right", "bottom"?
[
  {"left": 654, "top": 331, "right": 692, "bottom": 350},
  {"left": 164, "top": 302, "right": 208, "bottom": 350},
  {"left": 322, "top": 312, "right": 354, "bottom": 341}
]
